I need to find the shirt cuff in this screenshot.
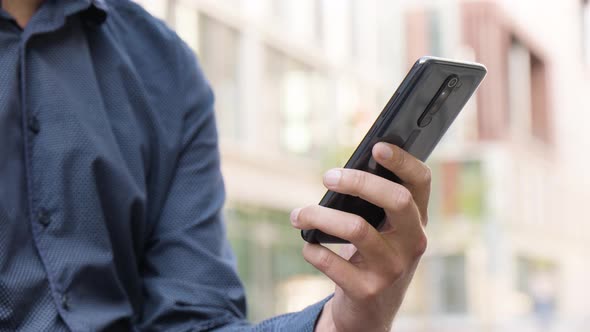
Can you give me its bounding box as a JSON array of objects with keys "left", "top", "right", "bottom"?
[
  {"left": 295, "top": 294, "right": 333, "bottom": 331},
  {"left": 257, "top": 294, "right": 333, "bottom": 332}
]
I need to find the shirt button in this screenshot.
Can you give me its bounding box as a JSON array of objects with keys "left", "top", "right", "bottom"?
[
  {"left": 61, "top": 294, "right": 70, "bottom": 310},
  {"left": 28, "top": 116, "right": 40, "bottom": 134},
  {"left": 37, "top": 208, "right": 51, "bottom": 227}
]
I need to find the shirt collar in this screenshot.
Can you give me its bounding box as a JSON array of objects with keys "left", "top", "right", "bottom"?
[
  {"left": 69, "top": 0, "right": 109, "bottom": 26},
  {"left": 0, "top": 0, "right": 109, "bottom": 27}
]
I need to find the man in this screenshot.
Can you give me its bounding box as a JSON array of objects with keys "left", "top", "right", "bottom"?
[{"left": 0, "top": 0, "right": 430, "bottom": 331}]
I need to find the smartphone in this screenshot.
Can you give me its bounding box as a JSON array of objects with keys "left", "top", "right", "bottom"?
[{"left": 301, "top": 56, "right": 487, "bottom": 243}]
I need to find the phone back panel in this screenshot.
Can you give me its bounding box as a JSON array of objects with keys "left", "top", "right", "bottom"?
[{"left": 302, "top": 57, "right": 487, "bottom": 243}]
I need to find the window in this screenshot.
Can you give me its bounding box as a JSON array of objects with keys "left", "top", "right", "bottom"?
[
  {"left": 264, "top": 48, "right": 314, "bottom": 155},
  {"left": 508, "top": 38, "right": 550, "bottom": 143},
  {"left": 461, "top": 2, "right": 552, "bottom": 142},
  {"left": 529, "top": 54, "right": 550, "bottom": 143},
  {"left": 426, "top": 254, "right": 468, "bottom": 314},
  {"left": 428, "top": 160, "right": 485, "bottom": 223},
  {"left": 197, "top": 15, "right": 241, "bottom": 140},
  {"left": 507, "top": 38, "right": 532, "bottom": 137},
  {"left": 399, "top": 254, "right": 468, "bottom": 316}
]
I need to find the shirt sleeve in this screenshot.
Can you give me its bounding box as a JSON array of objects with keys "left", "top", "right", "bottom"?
[{"left": 136, "top": 32, "right": 331, "bottom": 332}]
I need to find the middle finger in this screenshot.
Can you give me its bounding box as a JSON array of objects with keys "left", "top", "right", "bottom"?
[
  {"left": 291, "top": 205, "right": 393, "bottom": 261},
  {"left": 323, "top": 168, "right": 418, "bottom": 220}
]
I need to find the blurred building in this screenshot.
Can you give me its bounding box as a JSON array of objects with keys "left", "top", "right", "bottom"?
[
  {"left": 135, "top": 0, "right": 590, "bottom": 331},
  {"left": 399, "top": 1, "right": 590, "bottom": 331}
]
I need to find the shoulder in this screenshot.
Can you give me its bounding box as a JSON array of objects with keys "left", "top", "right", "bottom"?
[
  {"left": 103, "top": 0, "right": 179, "bottom": 48},
  {"left": 100, "top": 0, "right": 212, "bottom": 104},
  {"left": 101, "top": 0, "right": 204, "bottom": 86}
]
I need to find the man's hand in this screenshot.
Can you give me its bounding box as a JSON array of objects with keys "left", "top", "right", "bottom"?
[{"left": 290, "top": 142, "right": 430, "bottom": 332}]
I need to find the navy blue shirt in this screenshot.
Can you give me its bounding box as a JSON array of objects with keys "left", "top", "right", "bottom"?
[{"left": 0, "top": 0, "right": 328, "bottom": 330}]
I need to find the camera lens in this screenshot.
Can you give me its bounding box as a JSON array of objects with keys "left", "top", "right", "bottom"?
[
  {"left": 418, "top": 115, "right": 433, "bottom": 127},
  {"left": 448, "top": 77, "right": 459, "bottom": 88}
]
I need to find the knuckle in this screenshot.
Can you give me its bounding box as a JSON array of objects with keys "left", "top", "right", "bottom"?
[
  {"left": 297, "top": 207, "right": 309, "bottom": 224},
  {"left": 297, "top": 206, "right": 317, "bottom": 225},
  {"left": 391, "top": 264, "right": 405, "bottom": 281},
  {"left": 384, "top": 255, "right": 405, "bottom": 281},
  {"left": 302, "top": 244, "right": 313, "bottom": 263},
  {"left": 394, "top": 147, "right": 406, "bottom": 168},
  {"left": 413, "top": 231, "right": 428, "bottom": 259},
  {"left": 348, "top": 171, "right": 367, "bottom": 196},
  {"left": 420, "top": 165, "right": 432, "bottom": 186},
  {"left": 348, "top": 216, "right": 369, "bottom": 242},
  {"left": 360, "top": 282, "right": 381, "bottom": 301},
  {"left": 394, "top": 187, "right": 413, "bottom": 210},
  {"left": 315, "top": 248, "right": 334, "bottom": 272}
]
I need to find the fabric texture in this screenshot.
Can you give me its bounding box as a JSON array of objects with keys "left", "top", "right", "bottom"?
[{"left": 0, "top": 0, "right": 329, "bottom": 331}]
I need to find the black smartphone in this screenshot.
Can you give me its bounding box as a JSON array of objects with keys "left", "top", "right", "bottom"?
[{"left": 301, "top": 56, "right": 487, "bottom": 243}]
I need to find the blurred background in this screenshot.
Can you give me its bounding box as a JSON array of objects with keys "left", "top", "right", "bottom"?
[{"left": 134, "top": 0, "right": 590, "bottom": 331}]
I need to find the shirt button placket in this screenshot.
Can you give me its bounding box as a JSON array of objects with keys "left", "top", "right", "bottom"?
[
  {"left": 37, "top": 208, "right": 51, "bottom": 227},
  {"left": 19, "top": 36, "right": 72, "bottom": 329},
  {"left": 28, "top": 115, "right": 40, "bottom": 134},
  {"left": 61, "top": 294, "right": 70, "bottom": 311}
]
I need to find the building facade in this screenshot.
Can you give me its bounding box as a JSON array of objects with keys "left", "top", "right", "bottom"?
[{"left": 135, "top": 0, "right": 590, "bottom": 330}]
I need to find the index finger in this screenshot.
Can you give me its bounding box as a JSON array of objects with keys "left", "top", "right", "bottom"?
[{"left": 372, "top": 142, "right": 431, "bottom": 224}]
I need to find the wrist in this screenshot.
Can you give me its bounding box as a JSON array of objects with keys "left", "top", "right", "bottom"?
[{"left": 315, "top": 299, "right": 337, "bottom": 332}]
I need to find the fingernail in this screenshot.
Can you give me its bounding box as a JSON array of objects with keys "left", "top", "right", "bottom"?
[
  {"left": 375, "top": 143, "right": 393, "bottom": 160},
  {"left": 290, "top": 208, "right": 301, "bottom": 224},
  {"left": 324, "top": 169, "right": 342, "bottom": 186}
]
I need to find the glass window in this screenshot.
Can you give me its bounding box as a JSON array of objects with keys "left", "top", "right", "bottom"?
[
  {"left": 458, "top": 161, "right": 485, "bottom": 219},
  {"left": 264, "top": 48, "right": 315, "bottom": 156},
  {"left": 428, "top": 160, "right": 485, "bottom": 222},
  {"left": 281, "top": 69, "right": 312, "bottom": 154},
  {"left": 508, "top": 38, "right": 550, "bottom": 143},
  {"left": 508, "top": 38, "right": 532, "bottom": 138},
  {"left": 427, "top": 254, "right": 467, "bottom": 314},
  {"left": 197, "top": 14, "right": 242, "bottom": 140}
]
